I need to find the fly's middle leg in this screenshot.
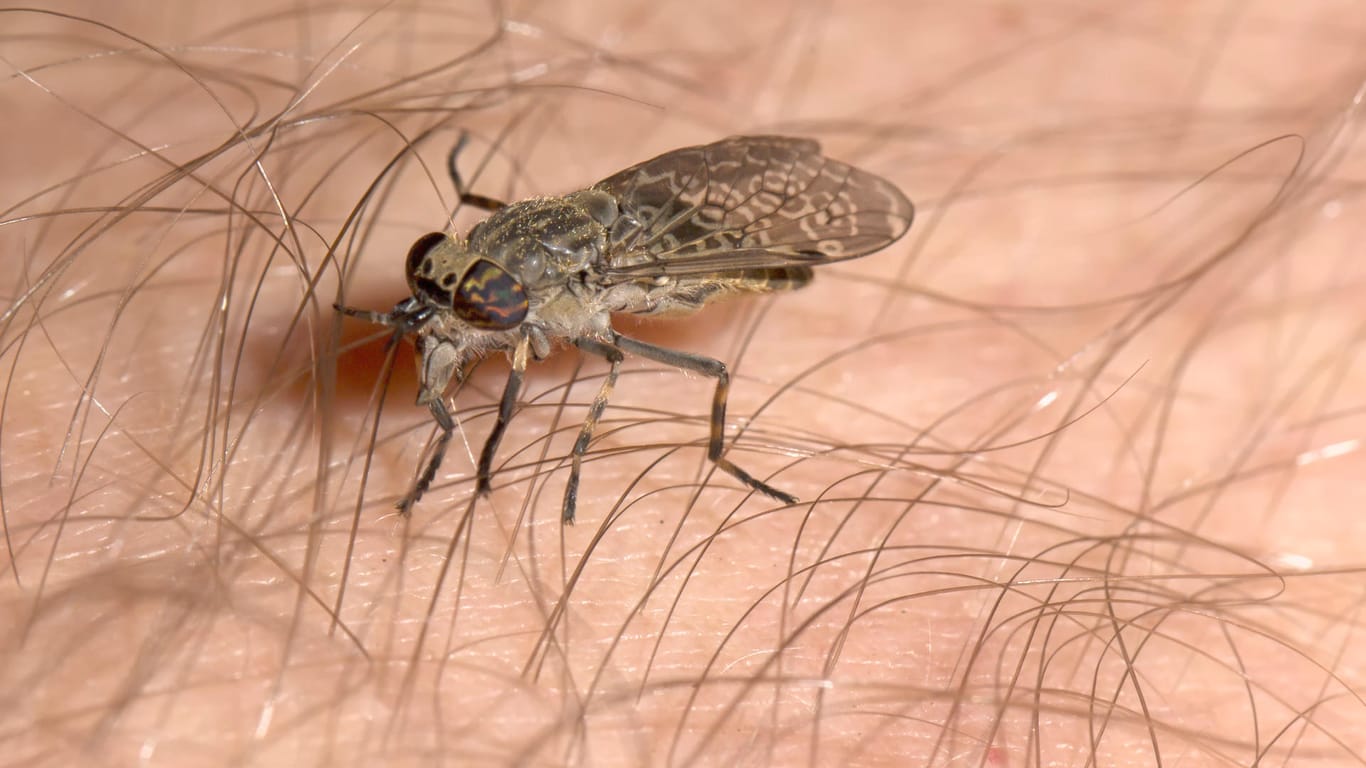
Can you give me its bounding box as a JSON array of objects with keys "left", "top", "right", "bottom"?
[
  {"left": 612, "top": 333, "right": 798, "bottom": 506},
  {"left": 476, "top": 335, "right": 530, "bottom": 496},
  {"left": 448, "top": 132, "right": 507, "bottom": 213},
  {"left": 562, "top": 338, "right": 624, "bottom": 524}
]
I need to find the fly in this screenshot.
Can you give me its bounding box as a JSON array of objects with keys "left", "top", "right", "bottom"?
[{"left": 337, "top": 135, "right": 914, "bottom": 523}]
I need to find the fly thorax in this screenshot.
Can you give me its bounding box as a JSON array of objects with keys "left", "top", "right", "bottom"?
[{"left": 469, "top": 196, "right": 611, "bottom": 288}]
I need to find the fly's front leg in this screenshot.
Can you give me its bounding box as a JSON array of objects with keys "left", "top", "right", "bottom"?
[
  {"left": 476, "top": 334, "right": 530, "bottom": 496},
  {"left": 563, "top": 338, "right": 624, "bottom": 524},
  {"left": 448, "top": 131, "right": 507, "bottom": 213},
  {"left": 397, "top": 397, "right": 456, "bottom": 517},
  {"left": 612, "top": 333, "right": 798, "bottom": 506},
  {"left": 398, "top": 335, "right": 463, "bottom": 516}
]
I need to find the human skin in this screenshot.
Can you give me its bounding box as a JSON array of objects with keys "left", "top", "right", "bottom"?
[{"left": 3, "top": 2, "right": 1365, "bottom": 766}]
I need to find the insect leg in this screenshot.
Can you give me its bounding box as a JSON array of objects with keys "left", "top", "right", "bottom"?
[
  {"left": 476, "top": 335, "right": 530, "bottom": 496},
  {"left": 448, "top": 132, "right": 507, "bottom": 213},
  {"left": 395, "top": 335, "right": 463, "bottom": 515},
  {"left": 396, "top": 397, "right": 456, "bottom": 516},
  {"left": 562, "top": 338, "right": 624, "bottom": 524},
  {"left": 612, "top": 333, "right": 798, "bottom": 506}
]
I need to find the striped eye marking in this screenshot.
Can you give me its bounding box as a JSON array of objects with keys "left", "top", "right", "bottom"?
[{"left": 452, "top": 258, "right": 528, "bottom": 330}]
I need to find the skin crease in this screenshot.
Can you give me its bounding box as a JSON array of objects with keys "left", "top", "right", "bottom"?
[{"left": 3, "top": 1, "right": 1366, "bottom": 766}]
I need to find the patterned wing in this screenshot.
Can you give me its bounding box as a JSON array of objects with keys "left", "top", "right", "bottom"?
[{"left": 591, "top": 136, "right": 913, "bottom": 281}]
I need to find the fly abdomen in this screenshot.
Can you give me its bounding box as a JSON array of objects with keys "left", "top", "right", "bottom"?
[
  {"left": 728, "top": 265, "right": 813, "bottom": 293},
  {"left": 622, "top": 265, "right": 814, "bottom": 317}
]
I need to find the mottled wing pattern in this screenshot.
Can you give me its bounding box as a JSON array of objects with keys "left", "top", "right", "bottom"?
[{"left": 592, "top": 136, "right": 913, "bottom": 281}]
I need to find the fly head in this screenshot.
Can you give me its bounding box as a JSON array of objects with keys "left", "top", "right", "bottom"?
[{"left": 405, "top": 231, "right": 529, "bottom": 331}]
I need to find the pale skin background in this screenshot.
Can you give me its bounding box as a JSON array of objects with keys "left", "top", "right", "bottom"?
[{"left": 3, "top": 1, "right": 1366, "bottom": 766}]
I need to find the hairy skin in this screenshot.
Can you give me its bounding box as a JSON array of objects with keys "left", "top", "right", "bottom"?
[{"left": 2, "top": 2, "right": 1365, "bottom": 766}]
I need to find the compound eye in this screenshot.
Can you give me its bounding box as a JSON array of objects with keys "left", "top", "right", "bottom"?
[
  {"left": 406, "top": 232, "right": 454, "bottom": 305},
  {"left": 452, "top": 259, "right": 528, "bottom": 330},
  {"left": 406, "top": 232, "right": 448, "bottom": 280}
]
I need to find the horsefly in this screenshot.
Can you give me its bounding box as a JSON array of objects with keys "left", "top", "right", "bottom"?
[{"left": 337, "top": 135, "right": 914, "bottom": 523}]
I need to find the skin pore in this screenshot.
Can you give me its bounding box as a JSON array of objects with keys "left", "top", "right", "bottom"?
[{"left": 3, "top": 1, "right": 1365, "bottom": 766}]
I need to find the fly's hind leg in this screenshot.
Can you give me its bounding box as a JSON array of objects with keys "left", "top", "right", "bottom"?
[
  {"left": 448, "top": 132, "right": 507, "bottom": 213},
  {"left": 612, "top": 333, "right": 798, "bottom": 506},
  {"left": 562, "top": 338, "right": 625, "bottom": 524}
]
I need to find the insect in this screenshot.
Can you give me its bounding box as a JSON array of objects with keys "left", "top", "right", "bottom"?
[{"left": 338, "top": 135, "right": 913, "bottom": 523}]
